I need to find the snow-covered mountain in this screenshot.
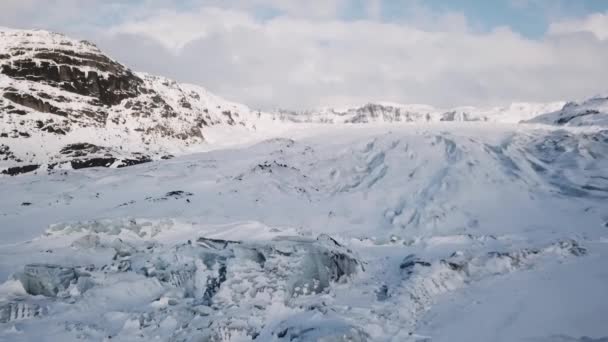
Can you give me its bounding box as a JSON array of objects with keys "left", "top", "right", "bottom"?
[
  {"left": 2, "top": 27, "right": 608, "bottom": 342},
  {"left": 525, "top": 95, "right": 608, "bottom": 127},
  {"left": 0, "top": 28, "right": 262, "bottom": 175},
  {"left": 270, "top": 101, "right": 566, "bottom": 124},
  {"left": 1, "top": 27, "right": 607, "bottom": 178}
]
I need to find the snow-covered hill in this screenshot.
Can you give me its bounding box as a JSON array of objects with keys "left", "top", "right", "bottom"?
[
  {"left": 0, "top": 28, "right": 263, "bottom": 175},
  {"left": 526, "top": 95, "right": 608, "bottom": 127}
]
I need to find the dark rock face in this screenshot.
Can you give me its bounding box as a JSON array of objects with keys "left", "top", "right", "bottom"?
[
  {"left": 70, "top": 158, "right": 116, "bottom": 170},
  {"left": 1, "top": 164, "right": 40, "bottom": 176},
  {"left": 117, "top": 156, "right": 153, "bottom": 168},
  {"left": 0, "top": 144, "right": 18, "bottom": 162},
  {"left": 556, "top": 109, "right": 601, "bottom": 125},
  {"left": 3, "top": 91, "right": 67, "bottom": 116},
  {"left": 1, "top": 49, "right": 143, "bottom": 106},
  {"left": 0, "top": 29, "right": 255, "bottom": 175},
  {"left": 145, "top": 190, "right": 195, "bottom": 203},
  {"left": 400, "top": 254, "right": 431, "bottom": 278},
  {"left": 60, "top": 143, "right": 104, "bottom": 157},
  {"left": 67, "top": 155, "right": 152, "bottom": 170}
]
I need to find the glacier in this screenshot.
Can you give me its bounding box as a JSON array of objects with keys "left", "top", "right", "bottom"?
[
  {"left": 1, "top": 123, "right": 607, "bottom": 341},
  {"left": 1, "top": 28, "right": 608, "bottom": 342}
]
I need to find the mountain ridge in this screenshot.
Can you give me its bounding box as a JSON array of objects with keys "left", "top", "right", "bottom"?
[
  {"left": 1, "top": 27, "right": 607, "bottom": 176},
  {"left": 0, "top": 28, "right": 262, "bottom": 174}
]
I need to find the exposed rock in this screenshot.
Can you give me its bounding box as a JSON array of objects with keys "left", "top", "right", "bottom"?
[
  {"left": 0, "top": 28, "right": 257, "bottom": 174},
  {"left": 1, "top": 164, "right": 40, "bottom": 176},
  {"left": 0, "top": 144, "right": 17, "bottom": 161},
  {"left": 1, "top": 49, "right": 142, "bottom": 106},
  {"left": 70, "top": 158, "right": 116, "bottom": 169},
  {"left": 60, "top": 143, "right": 104, "bottom": 157},
  {"left": 400, "top": 254, "right": 431, "bottom": 274},
  {"left": 3, "top": 92, "right": 67, "bottom": 117},
  {"left": 146, "top": 190, "right": 195, "bottom": 202}
]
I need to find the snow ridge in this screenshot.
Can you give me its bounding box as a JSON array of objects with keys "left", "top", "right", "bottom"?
[{"left": 2, "top": 28, "right": 608, "bottom": 176}]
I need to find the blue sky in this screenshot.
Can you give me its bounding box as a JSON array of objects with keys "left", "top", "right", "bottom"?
[
  {"left": 416, "top": 0, "right": 608, "bottom": 37},
  {"left": 336, "top": 0, "right": 608, "bottom": 38},
  {"left": 157, "top": 0, "right": 608, "bottom": 39}
]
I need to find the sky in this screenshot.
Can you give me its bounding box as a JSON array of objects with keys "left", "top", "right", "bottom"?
[{"left": 1, "top": 0, "right": 608, "bottom": 110}]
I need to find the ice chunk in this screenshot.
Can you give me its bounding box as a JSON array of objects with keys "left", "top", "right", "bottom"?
[
  {"left": 270, "top": 313, "right": 370, "bottom": 341},
  {"left": 288, "top": 235, "right": 361, "bottom": 297},
  {"left": 18, "top": 264, "right": 78, "bottom": 297},
  {"left": 71, "top": 234, "right": 100, "bottom": 249},
  {"left": 0, "top": 301, "right": 46, "bottom": 323}
]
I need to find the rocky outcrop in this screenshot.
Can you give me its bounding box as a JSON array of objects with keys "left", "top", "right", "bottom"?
[
  {"left": 0, "top": 53, "right": 142, "bottom": 106},
  {"left": 0, "top": 28, "right": 259, "bottom": 175},
  {"left": 2, "top": 91, "right": 67, "bottom": 116}
]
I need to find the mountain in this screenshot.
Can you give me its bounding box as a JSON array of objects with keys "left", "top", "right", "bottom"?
[
  {"left": 2, "top": 28, "right": 608, "bottom": 342},
  {"left": 0, "top": 28, "right": 261, "bottom": 175},
  {"left": 270, "top": 101, "right": 565, "bottom": 124},
  {"left": 525, "top": 95, "right": 608, "bottom": 126},
  {"left": 1, "top": 28, "right": 606, "bottom": 177}
]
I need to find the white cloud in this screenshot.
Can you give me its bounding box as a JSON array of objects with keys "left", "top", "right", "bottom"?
[
  {"left": 365, "top": 0, "right": 383, "bottom": 20},
  {"left": 248, "top": 0, "right": 349, "bottom": 19},
  {"left": 0, "top": 1, "right": 607, "bottom": 110},
  {"left": 549, "top": 12, "right": 608, "bottom": 41},
  {"left": 109, "top": 7, "right": 258, "bottom": 51}
]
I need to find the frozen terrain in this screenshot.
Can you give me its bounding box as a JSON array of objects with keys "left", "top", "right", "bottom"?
[
  {"left": 2, "top": 27, "right": 608, "bottom": 342},
  {"left": 4, "top": 27, "right": 603, "bottom": 177},
  {"left": 1, "top": 122, "right": 608, "bottom": 341}
]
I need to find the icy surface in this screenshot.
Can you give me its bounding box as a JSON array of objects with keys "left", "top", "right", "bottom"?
[
  {"left": 0, "top": 123, "right": 607, "bottom": 341},
  {"left": 2, "top": 27, "right": 608, "bottom": 342}
]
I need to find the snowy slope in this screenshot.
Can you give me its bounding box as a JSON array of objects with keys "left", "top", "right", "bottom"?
[
  {"left": 2, "top": 28, "right": 608, "bottom": 341},
  {"left": 0, "top": 28, "right": 263, "bottom": 174},
  {"left": 0, "top": 27, "right": 586, "bottom": 177},
  {"left": 526, "top": 95, "right": 608, "bottom": 127},
  {"left": 0, "top": 123, "right": 607, "bottom": 341}
]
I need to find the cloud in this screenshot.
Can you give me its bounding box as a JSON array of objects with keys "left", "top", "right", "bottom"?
[
  {"left": 109, "top": 7, "right": 258, "bottom": 51},
  {"left": 247, "top": 0, "right": 349, "bottom": 19},
  {"left": 549, "top": 12, "right": 608, "bottom": 41},
  {"left": 0, "top": 1, "right": 607, "bottom": 110}
]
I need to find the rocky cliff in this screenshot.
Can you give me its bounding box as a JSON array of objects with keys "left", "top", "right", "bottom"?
[{"left": 0, "top": 28, "right": 259, "bottom": 175}]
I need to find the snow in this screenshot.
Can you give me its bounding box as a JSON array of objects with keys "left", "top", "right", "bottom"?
[
  {"left": 0, "top": 28, "right": 271, "bottom": 170},
  {"left": 1, "top": 27, "right": 604, "bottom": 173},
  {"left": 2, "top": 27, "right": 608, "bottom": 341},
  {"left": 526, "top": 95, "right": 608, "bottom": 127},
  {"left": 1, "top": 122, "right": 607, "bottom": 341},
  {"left": 0, "top": 27, "right": 103, "bottom": 58},
  {"left": 269, "top": 101, "right": 567, "bottom": 125}
]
